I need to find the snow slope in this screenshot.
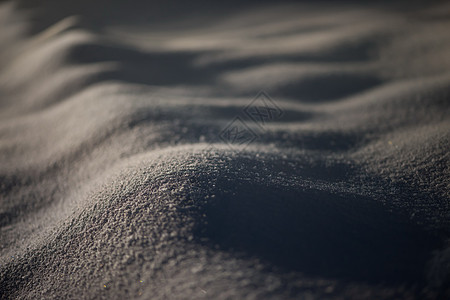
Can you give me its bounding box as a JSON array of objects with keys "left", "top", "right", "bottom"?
[{"left": 1, "top": 1, "right": 449, "bottom": 299}]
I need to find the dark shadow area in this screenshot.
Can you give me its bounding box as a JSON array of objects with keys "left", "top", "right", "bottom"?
[
  {"left": 200, "top": 106, "right": 313, "bottom": 123},
  {"left": 260, "top": 130, "right": 369, "bottom": 152},
  {"left": 202, "top": 37, "right": 383, "bottom": 71},
  {"left": 193, "top": 179, "right": 442, "bottom": 285},
  {"left": 61, "top": 41, "right": 383, "bottom": 93},
  {"left": 274, "top": 73, "right": 384, "bottom": 102},
  {"left": 62, "top": 42, "right": 215, "bottom": 85}
]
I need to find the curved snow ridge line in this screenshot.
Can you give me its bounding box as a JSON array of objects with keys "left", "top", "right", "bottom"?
[
  {"left": 0, "top": 5, "right": 395, "bottom": 116},
  {"left": 1, "top": 143, "right": 441, "bottom": 297},
  {"left": 1, "top": 1, "right": 450, "bottom": 299},
  {"left": 0, "top": 140, "right": 414, "bottom": 256}
]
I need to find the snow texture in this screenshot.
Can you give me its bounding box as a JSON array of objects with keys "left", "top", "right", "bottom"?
[{"left": 0, "top": 1, "right": 449, "bottom": 299}]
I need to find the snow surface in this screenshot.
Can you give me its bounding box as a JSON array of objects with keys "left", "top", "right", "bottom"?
[{"left": 0, "top": 1, "right": 449, "bottom": 299}]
